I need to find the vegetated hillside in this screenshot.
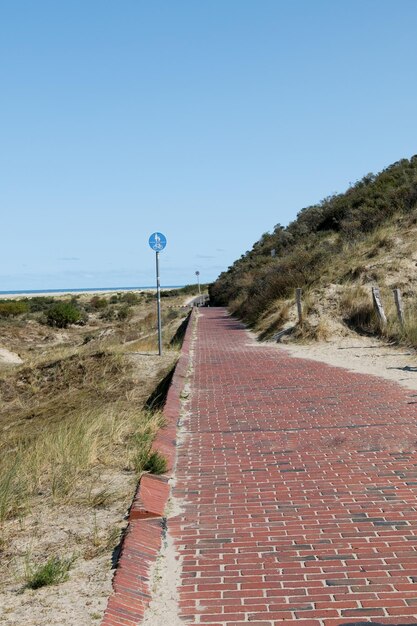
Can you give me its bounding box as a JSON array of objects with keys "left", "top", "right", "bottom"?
[
  {"left": 210, "top": 155, "right": 417, "bottom": 345},
  {"left": 0, "top": 286, "right": 199, "bottom": 625}
]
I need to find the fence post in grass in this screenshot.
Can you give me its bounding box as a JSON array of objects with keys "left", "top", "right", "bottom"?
[
  {"left": 372, "top": 286, "right": 387, "bottom": 326},
  {"left": 393, "top": 288, "right": 405, "bottom": 327},
  {"left": 295, "top": 288, "right": 303, "bottom": 323}
]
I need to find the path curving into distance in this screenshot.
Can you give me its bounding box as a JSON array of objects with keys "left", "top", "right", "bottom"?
[{"left": 167, "top": 307, "right": 417, "bottom": 625}]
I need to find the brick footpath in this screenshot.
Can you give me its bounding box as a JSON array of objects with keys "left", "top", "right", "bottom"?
[{"left": 170, "top": 308, "right": 417, "bottom": 625}]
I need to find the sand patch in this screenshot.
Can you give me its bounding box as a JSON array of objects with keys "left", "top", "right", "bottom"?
[
  {"left": 282, "top": 334, "right": 417, "bottom": 391},
  {"left": 0, "top": 348, "right": 23, "bottom": 364},
  {"left": 0, "top": 473, "right": 133, "bottom": 626}
]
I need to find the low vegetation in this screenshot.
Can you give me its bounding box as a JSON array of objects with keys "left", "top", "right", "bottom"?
[
  {"left": 46, "top": 301, "right": 84, "bottom": 328},
  {"left": 210, "top": 154, "right": 417, "bottom": 347},
  {"left": 0, "top": 301, "right": 29, "bottom": 317},
  {"left": 161, "top": 283, "right": 208, "bottom": 298},
  {"left": 0, "top": 285, "right": 198, "bottom": 622},
  {"left": 0, "top": 289, "right": 194, "bottom": 522},
  {"left": 340, "top": 285, "right": 417, "bottom": 347},
  {"left": 24, "top": 555, "right": 76, "bottom": 590}
]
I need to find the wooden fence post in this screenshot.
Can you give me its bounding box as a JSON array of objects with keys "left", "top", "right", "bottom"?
[
  {"left": 393, "top": 288, "right": 405, "bottom": 326},
  {"left": 295, "top": 288, "right": 303, "bottom": 323},
  {"left": 372, "top": 286, "right": 387, "bottom": 326}
]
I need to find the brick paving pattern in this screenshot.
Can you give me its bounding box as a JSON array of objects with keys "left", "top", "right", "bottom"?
[{"left": 171, "top": 308, "right": 417, "bottom": 625}]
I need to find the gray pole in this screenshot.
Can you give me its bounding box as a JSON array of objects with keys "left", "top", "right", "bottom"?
[
  {"left": 295, "top": 288, "right": 303, "bottom": 323},
  {"left": 156, "top": 251, "right": 162, "bottom": 355},
  {"left": 196, "top": 270, "right": 201, "bottom": 306}
]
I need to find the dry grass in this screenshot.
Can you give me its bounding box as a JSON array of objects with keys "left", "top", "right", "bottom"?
[
  {"left": 0, "top": 400, "right": 165, "bottom": 522},
  {"left": 338, "top": 284, "right": 417, "bottom": 347},
  {"left": 0, "top": 292, "right": 193, "bottom": 623},
  {"left": 338, "top": 219, "right": 417, "bottom": 287},
  {"left": 339, "top": 285, "right": 378, "bottom": 333},
  {"left": 256, "top": 289, "right": 335, "bottom": 344},
  {"left": 211, "top": 193, "right": 417, "bottom": 356},
  {"left": 291, "top": 319, "right": 331, "bottom": 343},
  {"left": 0, "top": 322, "right": 180, "bottom": 522},
  {"left": 380, "top": 292, "right": 417, "bottom": 347},
  {"left": 257, "top": 300, "right": 291, "bottom": 340}
]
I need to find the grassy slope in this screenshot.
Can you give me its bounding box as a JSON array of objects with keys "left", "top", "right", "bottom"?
[
  {"left": 0, "top": 289, "right": 195, "bottom": 624},
  {"left": 210, "top": 155, "right": 417, "bottom": 345}
]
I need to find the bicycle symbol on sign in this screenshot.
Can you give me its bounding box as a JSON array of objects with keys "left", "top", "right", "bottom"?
[{"left": 148, "top": 232, "right": 167, "bottom": 252}]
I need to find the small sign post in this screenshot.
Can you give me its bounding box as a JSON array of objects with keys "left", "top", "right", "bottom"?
[
  {"left": 148, "top": 232, "right": 167, "bottom": 356},
  {"left": 195, "top": 270, "right": 201, "bottom": 306},
  {"left": 295, "top": 288, "right": 303, "bottom": 323}
]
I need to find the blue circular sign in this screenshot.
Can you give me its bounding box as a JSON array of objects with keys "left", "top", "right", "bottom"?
[{"left": 148, "top": 232, "right": 167, "bottom": 252}]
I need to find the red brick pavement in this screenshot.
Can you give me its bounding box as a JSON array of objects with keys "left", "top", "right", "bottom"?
[{"left": 171, "top": 308, "right": 417, "bottom": 625}]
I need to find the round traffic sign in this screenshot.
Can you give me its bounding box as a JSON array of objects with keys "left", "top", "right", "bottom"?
[{"left": 148, "top": 232, "right": 167, "bottom": 252}]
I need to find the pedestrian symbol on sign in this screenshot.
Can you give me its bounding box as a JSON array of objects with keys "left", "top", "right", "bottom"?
[
  {"left": 148, "top": 232, "right": 167, "bottom": 356},
  {"left": 148, "top": 232, "right": 167, "bottom": 252}
]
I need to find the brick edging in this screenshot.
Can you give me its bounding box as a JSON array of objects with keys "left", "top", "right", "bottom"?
[{"left": 101, "top": 309, "right": 197, "bottom": 626}]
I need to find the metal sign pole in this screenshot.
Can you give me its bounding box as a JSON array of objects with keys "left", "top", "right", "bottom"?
[
  {"left": 148, "top": 232, "right": 166, "bottom": 356},
  {"left": 156, "top": 250, "right": 162, "bottom": 356},
  {"left": 196, "top": 270, "right": 201, "bottom": 306}
]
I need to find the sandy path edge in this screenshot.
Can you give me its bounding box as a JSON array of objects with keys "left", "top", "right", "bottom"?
[
  {"left": 100, "top": 310, "right": 197, "bottom": 626},
  {"left": 277, "top": 334, "right": 417, "bottom": 392}
]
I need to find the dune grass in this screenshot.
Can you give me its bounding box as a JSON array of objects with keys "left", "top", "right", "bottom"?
[
  {"left": 0, "top": 400, "right": 166, "bottom": 522},
  {"left": 0, "top": 293, "right": 191, "bottom": 536},
  {"left": 0, "top": 288, "right": 197, "bottom": 626},
  {"left": 338, "top": 284, "right": 417, "bottom": 347},
  {"left": 24, "top": 554, "right": 76, "bottom": 590},
  {"left": 0, "top": 325, "right": 179, "bottom": 525}
]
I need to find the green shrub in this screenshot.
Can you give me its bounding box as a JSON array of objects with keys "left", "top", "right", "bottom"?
[
  {"left": 100, "top": 307, "right": 115, "bottom": 321},
  {"left": 46, "top": 302, "right": 83, "bottom": 328},
  {"left": 160, "top": 289, "right": 181, "bottom": 298},
  {"left": 88, "top": 296, "right": 107, "bottom": 310},
  {"left": 143, "top": 451, "right": 168, "bottom": 474},
  {"left": 160, "top": 284, "right": 207, "bottom": 298},
  {"left": 164, "top": 309, "right": 180, "bottom": 322},
  {"left": 117, "top": 305, "right": 133, "bottom": 321},
  {"left": 210, "top": 155, "right": 417, "bottom": 325},
  {"left": 25, "top": 297, "right": 56, "bottom": 312},
  {"left": 25, "top": 555, "right": 75, "bottom": 589},
  {"left": 0, "top": 301, "right": 29, "bottom": 317},
  {"left": 120, "top": 292, "right": 139, "bottom": 304}
]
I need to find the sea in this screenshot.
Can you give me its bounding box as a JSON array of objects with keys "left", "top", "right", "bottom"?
[{"left": 0, "top": 286, "right": 184, "bottom": 297}]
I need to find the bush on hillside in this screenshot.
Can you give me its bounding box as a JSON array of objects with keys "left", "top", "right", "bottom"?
[
  {"left": 117, "top": 305, "right": 133, "bottom": 321},
  {"left": 161, "top": 284, "right": 208, "bottom": 298},
  {"left": 100, "top": 307, "right": 115, "bottom": 321},
  {"left": 0, "top": 301, "right": 29, "bottom": 318},
  {"left": 120, "top": 292, "right": 140, "bottom": 304},
  {"left": 210, "top": 154, "right": 417, "bottom": 324},
  {"left": 87, "top": 296, "right": 108, "bottom": 311},
  {"left": 46, "top": 302, "right": 84, "bottom": 328},
  {"left": 16, "top": 297, "right": 57, "bottom": 313}
]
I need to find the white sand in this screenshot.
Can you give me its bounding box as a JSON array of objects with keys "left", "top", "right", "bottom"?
[
  {"left": 141, "top": 313, "right": 197, "bottom": 625},
  {"left": 0, "top": 289, "right": 152, "bottom": 300},
  {"left": 280, "top": 334, "right": 417, "bottom": 391},
  {"left": 0, "top": 348, "right": 23, "bottom": 364}
]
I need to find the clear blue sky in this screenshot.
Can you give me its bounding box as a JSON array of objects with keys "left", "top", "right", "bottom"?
[{"left": 1, "top": 0, "right": 417, "bottom": 290}]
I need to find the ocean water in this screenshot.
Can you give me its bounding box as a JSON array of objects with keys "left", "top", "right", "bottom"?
[{"left": 0, "top": 286, "right": 184, "bottom": 296}]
